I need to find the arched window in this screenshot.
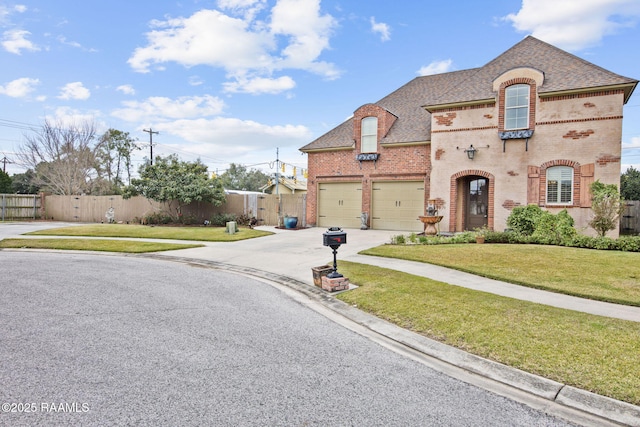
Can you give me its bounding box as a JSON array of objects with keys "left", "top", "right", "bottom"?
[
  {"left": 546, "top": 166, "right": 573, "bottom": 204},
  {"left": 505, "top": 84, "right": 530, "bottom": 130},
  {"left": 361, "top": 117, "right": 378, "bottom": 153}
]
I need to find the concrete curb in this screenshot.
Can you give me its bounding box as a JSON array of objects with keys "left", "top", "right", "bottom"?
[{"left": 140, "top": 254, "right": 640, "bottom": 427}]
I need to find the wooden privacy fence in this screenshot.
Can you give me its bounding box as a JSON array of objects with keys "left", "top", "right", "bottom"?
[
  {"left": 41, "top": 193, "right": 306, "bottom": 227},
  {"left": 1, "top": 194, "right": 42, "bottom": 220},
  {"left": 621, "top": 201, "right": 640, "bottom": 235}
]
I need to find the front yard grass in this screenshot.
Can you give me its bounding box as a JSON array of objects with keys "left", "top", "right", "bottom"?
[
  {"left": 25, "top": 224, "right": 273, "bottom": 241},
  {"left": 336, "top": 261, "right": 640, "bottom": 406},
  {"left": 0, "top": 238, "right": 204, "bottom": 253},
  {"left": 361, "top": 244, "right": 640, "bottom": 306}
]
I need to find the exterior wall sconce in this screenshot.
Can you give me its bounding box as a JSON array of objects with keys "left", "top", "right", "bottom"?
[
  {"left": 465, "top": 145, "right": 477, "bottom": 160},
  {"left": 456, "top": 144, "right": 489, "bottom": 160}
]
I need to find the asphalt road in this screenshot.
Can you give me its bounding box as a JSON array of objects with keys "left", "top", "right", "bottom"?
[{"left": 0, "top": 251, "right": 577, "bottom": 426}]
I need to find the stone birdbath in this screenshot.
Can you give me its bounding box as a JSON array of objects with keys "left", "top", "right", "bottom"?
[{"left": 418, "top": 215, "right": 443, "bottom": 236}]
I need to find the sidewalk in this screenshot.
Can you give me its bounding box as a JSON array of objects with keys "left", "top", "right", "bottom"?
[{"left": 156, "top": 226, "right": 640, "bottom": 322}]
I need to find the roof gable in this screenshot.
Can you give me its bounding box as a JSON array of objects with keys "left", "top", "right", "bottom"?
[{"left": 301, "top": 36, "right": 637, "bottom": 152}]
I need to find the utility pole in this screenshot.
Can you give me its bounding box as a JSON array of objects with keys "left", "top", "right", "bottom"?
[
  {"left": 143, "top": 128, "right": 158, "bottom": 165},
  {"left": 1, "top": 156, "right": 12, "bottom": 173}
]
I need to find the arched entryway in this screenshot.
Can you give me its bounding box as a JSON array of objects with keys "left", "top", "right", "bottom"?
[
  {"left": 449, "top": 171, "right": 494, "bottom": 232},
  {"left": 465, "top": 176, "right": 488, "bottom": 230}
]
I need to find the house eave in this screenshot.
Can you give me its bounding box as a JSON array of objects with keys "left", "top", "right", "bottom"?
[
  {"left": 422, "top": 99, "right": 496, "bottom": 113},
  {"left": 380, "top": 140, "right": 430, "bottom": 148},
  {"left": 539, "top": 82, "right": 638, "bottom": 104},
  {"left": 299, "top": 145, "right": 354, "bottom": 154}
]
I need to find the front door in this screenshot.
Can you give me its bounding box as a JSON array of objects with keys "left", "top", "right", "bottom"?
[{"left": 465, "top": 177, "right": 488, "bottom": 230}]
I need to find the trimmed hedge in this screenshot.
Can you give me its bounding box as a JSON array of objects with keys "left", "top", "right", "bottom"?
[{"left": 391, "top": 231, "right": 640, "bottom": 252}]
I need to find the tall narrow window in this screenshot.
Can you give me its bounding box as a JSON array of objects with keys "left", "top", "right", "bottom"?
[
  {"left": 547, "top": 166, "right": 573, "bottom": 204},
  {"left": 361, "top": 117, "right": 378, "bottom": 153},
  {"left": 505, "top": 84, "right": 529, "bottom": 130}
]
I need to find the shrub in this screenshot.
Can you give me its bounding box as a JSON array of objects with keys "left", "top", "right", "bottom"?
[
  {"left": 507, "top": 204, "right": 545, "bottom": 236},
  {"left": 391, "top": 234, "right": 406, "bottom": 244},
  {"left": 531, "top": 209, "right": 577, "bottom": 245},
  {"left": 143, "top": 212, "right": 173, "bottom": 225},
  {"left": 210, "top": 213, "right": 237, "bottom": 227}
]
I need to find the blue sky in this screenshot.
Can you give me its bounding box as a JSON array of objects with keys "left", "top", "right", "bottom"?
[{"left": 1, "top": 0, "right": 639, "bottom": 180}]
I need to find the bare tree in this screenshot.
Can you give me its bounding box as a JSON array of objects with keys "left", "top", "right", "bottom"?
[{"left": 17, "top": 119, "right": 98, "bottom": 195}]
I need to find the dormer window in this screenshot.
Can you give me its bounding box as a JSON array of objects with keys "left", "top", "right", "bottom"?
[
  {"left": 361, "top": 117, "right": 378, "bottom": 153},
  {"left": 505, "top": 84, "right": 530, "bottom": 130}
]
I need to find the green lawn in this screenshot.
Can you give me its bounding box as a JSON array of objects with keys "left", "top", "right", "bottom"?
[
  {"left": 336, "top": 260, "right": 640, "bottom": 406},
  {"left": 361, "top": 244, "right": 640, "bottom": 306},
  {"left": 26, "top": 224, "right": 273, "bottom": 241},
  {"left": 0, "top": 238, "right": 203, "bottom": 253}
]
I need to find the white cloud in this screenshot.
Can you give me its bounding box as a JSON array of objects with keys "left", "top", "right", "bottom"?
[
  {"left": 116, "top": 84, "right": 136, "bottom": 95},
  {"left": 0, "top": 77, "right": 40, "bottom": 97},
  {"left": 417, "top": 59, "right": 454, "bottom": 76},
  {"left": 154, "top": 117, "right": 312, "bottom": 154},
  {"left": 217, "top": 0, "right": 267, "bottom": 21},
  {"left": 2, "top": 29, "right": 39, "bottom": 54},
  {"left": 370, "top": 17, "right": 390, "bottom": 41},
  {"left": 223, "top": 75, "right": 295, "bottom": 94},
  {"left": 48, "top": 106, "right": 106, "bottom": 131},
  {"left": 188, "top": 76, "right": 204, "bottom": 86},
  {"left": 504, "top": 0, "right": 640, "bottom": 51},
  {"left": 111, "top": 95, "right": 226, "bottom": 123},
  {"left": 128, "top": 0, "right": 339, "bottom": 90},
  {"left": 58, "top": 82, "right": 91, "bottom": 100}
]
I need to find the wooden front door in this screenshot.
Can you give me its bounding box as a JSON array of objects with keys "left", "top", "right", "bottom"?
[{"left": 465, "top": 177, "right": 488, "bottom": 230}]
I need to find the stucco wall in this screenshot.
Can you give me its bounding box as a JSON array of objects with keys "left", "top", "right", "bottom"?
[{"left": 429, "top": 90, "right": 624, "bottom": 236}]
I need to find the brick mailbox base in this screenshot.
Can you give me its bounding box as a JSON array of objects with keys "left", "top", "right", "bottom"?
[{"left": 321, "top": 276, "right": 350, "bottom": 292}]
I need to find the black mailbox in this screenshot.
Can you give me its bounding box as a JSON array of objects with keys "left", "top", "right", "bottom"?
[
  {"left": 323, "top": 227, "right": 347, "bottom": 278},
  {"left": 323, "top": 227, "right": 347, "bottom": 248}
]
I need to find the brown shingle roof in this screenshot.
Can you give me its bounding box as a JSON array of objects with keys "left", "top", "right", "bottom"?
[{"left": 300, "top": 36, "right": 637, "bottom": 152}]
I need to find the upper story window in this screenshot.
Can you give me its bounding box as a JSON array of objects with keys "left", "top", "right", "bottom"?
[
  {"left": 505, "top": 84, "right": 530, "bottom": 130},
  {"left": 361, "top": 117, "right": 378, "bottom": 153},
  {"left": 547, "top": 166, "right": 573, "bottom": 204}
]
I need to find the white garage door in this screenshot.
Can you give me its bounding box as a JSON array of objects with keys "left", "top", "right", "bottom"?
[
  {"left": 317, "top": 182, "right": 362, "bottom": 229},
  {"left": 371, "top": 181, "right": 424, "bottom": 231}
]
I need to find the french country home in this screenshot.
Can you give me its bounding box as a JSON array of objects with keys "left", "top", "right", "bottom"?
[{"left": 300, "top": 36, "right": 638, "bottom": 235}]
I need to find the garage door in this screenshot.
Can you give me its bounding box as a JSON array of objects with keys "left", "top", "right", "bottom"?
[
  {"left": 318, "top": 182, "right": 362, "bottom": 229},
  {"left": 371, "top": 181, "right": 424, "bottom": 231}
]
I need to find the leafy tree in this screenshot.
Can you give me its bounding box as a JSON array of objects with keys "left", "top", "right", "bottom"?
[
  {"left": 123, "top": 154, "right": 226, "bottom": 219},
  {"left": 17, "top": 119, "right": 98, "bottom": 195},
  {"left": 218, "top": 163, "right": 270, "bottom": 191},
  {"left": 589, "top": 180, "right": 624, "bottom": 237},
  {"left": 621, "top": 166, "right": 640, "bottom": 200},
  {"left": 0, "top": 170, "right": 11, "bottom": 193},
  {"left": 11, "top": 170, "right": 40, "bottom": 194},
  {"left": 95, "top": 128, "right": 140, "bottom": 193}
]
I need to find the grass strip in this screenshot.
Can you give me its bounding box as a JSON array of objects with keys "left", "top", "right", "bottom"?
[
  {"left": 0, "top": 238, "right": 204, "bottom": 253},
  {"left": 361, "top": 244, "right": 640, "bottom": 306},
  {"left": 336, "top": 261, "right": 640, "bottom": 405},
  {"left": 26, "top": 224, "right": 273, "bottom": 242}
]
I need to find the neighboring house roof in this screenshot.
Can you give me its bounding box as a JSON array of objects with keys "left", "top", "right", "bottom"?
[
  {"left": 260, "top": 177, "right": 307, "bottom": 193},
  {"left": 300, "top": 36, "right": 638, "bottom": 152}
]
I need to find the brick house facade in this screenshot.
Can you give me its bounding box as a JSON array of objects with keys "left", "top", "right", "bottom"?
[{"left": 300, "top": 37, "right": 637, "bottom": 235}]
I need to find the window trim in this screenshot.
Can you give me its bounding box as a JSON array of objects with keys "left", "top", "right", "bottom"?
[
  {"left": 504, "top": 84, "right": 530, "bottom": 130},
  {"left": 546, "top": 166, "right": 574, "bottom": 205},
  {"left": 360, "top": 116, "right": 378, "bottom": 153}
]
